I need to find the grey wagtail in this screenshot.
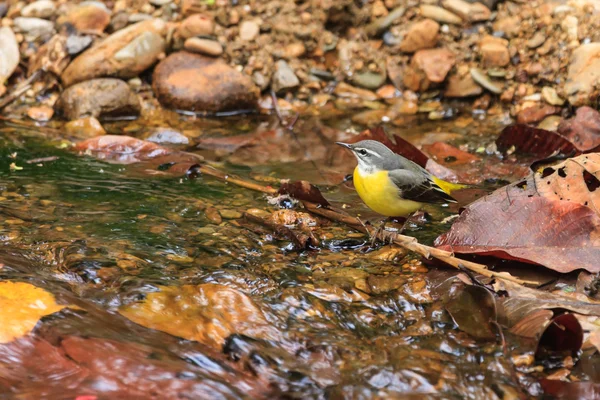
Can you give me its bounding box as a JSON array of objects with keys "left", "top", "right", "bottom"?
[{"left": 337, "top": 140, "right": 466, "bottom": 240}]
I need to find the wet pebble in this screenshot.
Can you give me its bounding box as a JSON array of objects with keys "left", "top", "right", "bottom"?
[
  {"left": 219, "top": 209, "right": 242, "bottom": 219},
  {"left": 184, "top": 37, "right": 223, "bottom": 57},
  {"left": 178, "top": 14, "right": 214, "bottom": 39},
  {"left": 13, "top": 17, "right": 54, "bottom": 39},
  {"left": 470, "top": 68, "right": 502, "bottom": 94},
  {"left": 66, "top": 35, "right": 93, "bottom": 55},
  {"left": 271, "top": 60, "right": 299, "bottom": 93},
  {"left": 27, "top": 106, "right": 54, "bottom": 121},
  {"left": 541, "top": 86, "right": 565, "bottom": 106},
  {"left": 64, "top": 116, "right": 106, "bottom": 138}
]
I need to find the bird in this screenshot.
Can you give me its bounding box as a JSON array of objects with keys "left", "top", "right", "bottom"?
[{"left": 337, "top": 139, "right": 466, "bottom": 243}]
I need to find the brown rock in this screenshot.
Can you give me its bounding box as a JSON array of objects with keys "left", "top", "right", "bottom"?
[
  {"left": 152, "top": 52, "right": 259, "bottom": 112},
  {"left": 444, "top": 73, "right": 483, "bottom": 97},
  {"left": 56, "top": 78, "right": 141, "bottom": 120},
  {"left": 183, "top": 37, "right": 223, "bottom": 56},
  {"left": 419, "top": 5, "right": 462, "bottom": 25},
  {"left": 479, "top": 35, "right": 510, "bottom": 67},
  {"left": 564, "top": 43, "right": 600, "bottom": 106},
  {"left": 399, "top": 19, "right": 439, "bottom": 53},
  {"left": 27, "top": 106, "right": 54, "bottom": 121},
  {"left": 64, "top": 117, "right": 106, "bottom": 138},
  {"left": 517, "top": 104, "right": 560, "bottom": 125},
  {"left": 404, "top": 48, "right": 455, "bottom": 92},
  {"left": 178, "top": 14, "right": 214, "bottom": 39},
  {"left": 57, "top": 4, "right": 110, "bottom": 33},
  {"left": 27, "top": 34, "right": 69, "bottom": 76},
  {"left": 239, "top": 20, "right": 259, "bottom": 41},
  {"left": 61, "top": 19, "right": 166, "bottom": 87}
]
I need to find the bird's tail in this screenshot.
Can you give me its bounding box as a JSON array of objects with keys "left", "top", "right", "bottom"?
[{"left": 431, "top": 176, "right": 469, "bottom": 195}]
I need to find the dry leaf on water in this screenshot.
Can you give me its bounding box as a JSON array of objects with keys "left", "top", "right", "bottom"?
[
  {"left": 0, "top": 281, "right": 67, "bottom": 343},
  {"left": 436, "top": 153, "right": 600, "bottom": 273},
  {"left": 119, "top": 283, "right": 279, "bottom": 349}
]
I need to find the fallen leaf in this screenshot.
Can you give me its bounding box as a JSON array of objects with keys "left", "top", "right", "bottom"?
[
  {"left": 557, "top": 106, "right": 600, "bottom": 152},
  {"left": 278, "top": 180, "right": 330, "bottom": 207},
  {"left": 536, "top": 313, "right": 583, "bottom": 355},
  {"left": 496, "top": 124, "right": 577, "bottom": 158},
  {"left": 119, "top": 283, "right": 278, "bottom": 349},
  {"left": 74, "top": 135, "right": 174, "bottom": 164},
  {"left": 422, "top": 142, "right": 480, "bottom": 166},
  {"left": 0, "top": 281, "right": 67, "bottom": 343},
  {"left": 444, "top": 283, "right": 497, "bottom": 340}
]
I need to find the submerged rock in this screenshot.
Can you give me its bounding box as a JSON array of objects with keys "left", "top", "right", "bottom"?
[
  {"left": 64, "top": 116, "right": 106, "bottom": 138},
  {"left": 61, "top": 19, "right": 166, "bottom": 87},
  {"left": 152, "top": 51, "right": 259, "bottom": 113},
  {"left": 564, "top": 43, "right": 600, "bottom": 106},
  {"left": 56, "top": 78, "right": 141, "bottom": 120}
]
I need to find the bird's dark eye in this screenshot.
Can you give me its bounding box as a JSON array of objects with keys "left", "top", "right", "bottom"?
[{"left": 357, "top": 149, "right": 368, "bottom": 156}]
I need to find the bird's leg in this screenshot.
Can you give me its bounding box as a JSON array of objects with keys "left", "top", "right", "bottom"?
[
  {"left": 381, "top": 214, "right": 412, "bottom": 244},
  {"left": 370, "top": 217, "right": 391, "bottom": 247}
]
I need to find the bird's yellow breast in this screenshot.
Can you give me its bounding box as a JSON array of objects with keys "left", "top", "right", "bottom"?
[{"left": 353, "top": 167, "right": 423, "bottom": 217}]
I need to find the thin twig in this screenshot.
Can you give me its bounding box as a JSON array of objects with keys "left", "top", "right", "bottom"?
[
  {"left": 197, "top": 165, "right": 534, "bottom": 286},
  {"left": 0, "top": 70, "right": 42, "bottom": 110}
]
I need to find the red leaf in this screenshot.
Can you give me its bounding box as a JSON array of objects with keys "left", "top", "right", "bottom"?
[
  {"left": 557, "top": 106, "right": 600, "bottom": 152},
  {"left": 421, "top": 142, "right": 480, "bottom": 166}
]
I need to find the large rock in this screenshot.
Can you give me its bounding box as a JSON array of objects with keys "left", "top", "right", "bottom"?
[
  {"left": 152, "top": 52, "right": 259, "bottom": 113},
  {"left": 56, "top": 78, "right": 141, "bottom": 120},
  {"left": 398, "top": 19, "right": 439, "bottom": 53},
  {"left": 564, "top": 43, "right": 600, "bottom": 106},
  {"left": 0, "top": 27, "right": 19, "bottom": 87},
  {"left": 61, "top": 19, "right": 166, "bottom": 87},
  {"left": 403, "top": 48, "right": 455, "bottom": 92}
]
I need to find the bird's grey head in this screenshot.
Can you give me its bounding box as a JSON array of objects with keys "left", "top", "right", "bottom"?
[{"left": 336, "top": 140, "right": 398, "bottom": 173}]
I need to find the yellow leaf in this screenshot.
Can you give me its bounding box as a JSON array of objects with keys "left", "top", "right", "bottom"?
[
  {"left": 0, "top": 281, "right": 66, "bottom": 343},
  {"left": 119, "top": 283, "right": 278, "bottom": 349}
]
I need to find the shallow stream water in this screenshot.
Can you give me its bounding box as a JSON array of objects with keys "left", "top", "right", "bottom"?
[{"left": 0, "top": 113, "right": 573, "bottom": 399}]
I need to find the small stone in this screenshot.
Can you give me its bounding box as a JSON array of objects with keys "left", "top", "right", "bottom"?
[
  {"left": 398, "top": 18, "right": 439, "bottom": 53},
  {"left": 56, "top": 78, "right": 141, "bottom": 120},
  {"left": 403, "top": 48, "right": 455, "bottom": 92},
  {"left": 493, "top": 16, "right": 521, "bottom": 38},
  {"left": 419, "top": 5, "right": 462, "bottom": 25},
  {"left": 178, "top": 14, "right": 214, "bottom": 39},
  {"left": 58, "top": 3, "right": 111, "bottom": 33},
  {"left": 470, "top": 68, "right": 502, "bottom": 94},
  {"left": 149, "top": 0, "right": 172, "bottom": 5},
  {"left": 13, "top": 17, "right": 54, "bottom": 39},
  {"left": 444, "top": 73, "right": 483, "bottom": 98},
  {"left": 128, "top": 13, "right": 153, "bottom": 23},
  {"left": 441, "top": 0, "right": 490, "bottom": 22},
  {"left": 239, "top": 20, "right": 259, "bottom": 41},
  {"left": 541, "top": 87, "right": 565, "bottom": 106},
  {"left": 517, "top": 104, "right": 560, "bottom": 125},
  {"left": 333, "top": 82, "right": 378, "bottom": 101},
  {"left": 66, "top": 35, "right": 93, "bottom": 55},
  {"left": 351, "top": 71, "right": 386, "bottom": 90},
  {"left": 219, "top": 209, "right": 242, "bottom": 219},
  {"left": 27, "top": 106, "right": 54, "bottom": 121},
  {"left": 64, "top": 117, "right": 106, "bottom": 138},
  {"left": 479, "top": 35, "right": 510, "bottom": 67},
  {"left": 272, "top": 60, "right": 299, "bottom": 93},
  {"left": 21, "top": 0, "right": 55, "bottom": 19},
  {"left": 564, "top": 43, "right": 600, "bottom": 106},
  {"left": 527, "top": 31, "right": 546, "bottom": 49},
  {"left": 145, "top": 128, "right": 189, "bottom": 145},
  {"left": 184, "top": 37, "right": 223, "bottom": 57},
  {"left": 561, "top": 15, "right": 578, "bottom": 42}
]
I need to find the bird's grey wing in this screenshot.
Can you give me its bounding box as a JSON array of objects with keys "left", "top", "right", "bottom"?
[{"left": 388, "top": 169, "right": 457, "bottom": 204}]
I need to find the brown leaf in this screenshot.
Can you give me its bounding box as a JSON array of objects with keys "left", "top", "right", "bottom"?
[
  {"left": 557, "top": 106, "right": 600, "bottom": 152},
  {"left": 444, "top": 283, "right": 497, "bottom": 340},
  {"left": 422, "top": 142, "right": 480, "bottom": 166},
  {"left": 436, "top": 194, "right": 600, "bottom": 273},
  {"left": 536, "top": 313, "right": 583, "bottom": 354},
  {"left": 278, "top": 180, "right": 330, "bottom": 207},
  {"left": 119, "top": 283, "right": 279, "bottom": 349}
]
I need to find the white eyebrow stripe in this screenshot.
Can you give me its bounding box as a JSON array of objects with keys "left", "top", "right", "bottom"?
[{"left": 365, "top": 149, "right": 383, "bottom": 158}]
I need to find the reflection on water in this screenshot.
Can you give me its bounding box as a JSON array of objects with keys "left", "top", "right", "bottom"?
[{"left": 0, "top": 115, "right": 548, "bottom": 398}]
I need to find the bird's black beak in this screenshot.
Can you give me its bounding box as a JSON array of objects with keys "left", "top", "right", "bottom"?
[{"left": 336, "top": 142, "right": 352, "bottom": 150}]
